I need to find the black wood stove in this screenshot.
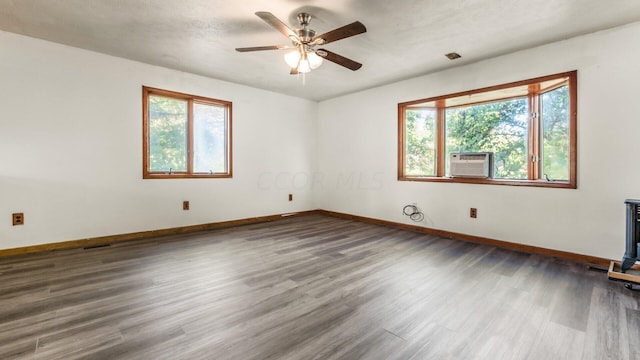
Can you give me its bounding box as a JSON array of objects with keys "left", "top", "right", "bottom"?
[{"left": 621, "top": 199, "right": 640, "bottom": 272}]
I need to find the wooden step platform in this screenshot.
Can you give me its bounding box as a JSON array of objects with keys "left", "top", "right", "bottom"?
[{"left": 608, "top": 260, "right": 640, "bottom": 283}]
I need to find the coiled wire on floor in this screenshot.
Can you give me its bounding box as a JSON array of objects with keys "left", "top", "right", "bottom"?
[{"left": 403, "top": 204, "right": 424, "bottom": 222}]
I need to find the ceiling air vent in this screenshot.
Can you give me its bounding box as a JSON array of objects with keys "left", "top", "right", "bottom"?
[{"left": 445, "top": 52, "right": 461, "bottom": 60}]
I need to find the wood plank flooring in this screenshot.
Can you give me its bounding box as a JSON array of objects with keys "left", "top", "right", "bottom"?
[{"left": 1, "top": 214, "right": 639, "bottom": 359}]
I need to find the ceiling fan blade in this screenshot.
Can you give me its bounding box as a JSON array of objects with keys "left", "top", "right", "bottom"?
[
  {"left": 290, "top": 68, "right": 299, "bottom": 75},
  {"left": 235, "top": 45, "right": 292, "bottom": 52},
  {"left": 312, "top": 21, "right": 366, "bottom": 45},
  {"left": 317, "top": 49, "right": 362, "bottom": 71},
  {"left": 255, "top": 11, "right": 300, "bottom": 42}
]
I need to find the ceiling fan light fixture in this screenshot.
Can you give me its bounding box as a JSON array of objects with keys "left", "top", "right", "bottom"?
[
  {"left": 284, "top": 50, "right": 301, "bottom": 68},
  {"left": 297, "top": 53, "right": 311, "bottom": 73},
  {"left": 285, "top": 49, "right": 320, "bottom": 73},
  {"left": 307, "top": 51, "right": 323, "bottom": 69}
]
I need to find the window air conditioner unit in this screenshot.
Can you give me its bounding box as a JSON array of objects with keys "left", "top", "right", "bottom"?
[{"left": 450, "top": 152, "right": 493, "bottom": 178}]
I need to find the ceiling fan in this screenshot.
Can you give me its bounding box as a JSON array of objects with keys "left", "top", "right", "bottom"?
[{"left": 235, "top": 12, "right": 367, "bottom": 74}]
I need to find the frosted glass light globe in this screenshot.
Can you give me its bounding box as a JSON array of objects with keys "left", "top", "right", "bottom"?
[
  {"left": 284, "top": 50, "right": 301, "bottom": 68},
  {"left": 307, "top": 51, "right": 323, "bottom": 69}
]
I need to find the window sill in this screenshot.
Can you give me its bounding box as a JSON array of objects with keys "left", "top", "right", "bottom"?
[
  {"left": 144, "top": 173, "right": 232, "bottom": 179},
  {"left": 398, "top": 176, "right": 575, "bottom": 189}
]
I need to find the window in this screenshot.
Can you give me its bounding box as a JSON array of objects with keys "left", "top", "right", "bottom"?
[
  {"left": 143, "top": 87, "right": 232, "bottom": 178},
  {"left": 398, "top": 71, "right": 577, "bottom": 188}
]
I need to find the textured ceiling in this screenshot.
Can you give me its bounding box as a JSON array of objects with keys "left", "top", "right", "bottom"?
[{"left": 1, "top": 0, "right": 640, "bottom": 101}]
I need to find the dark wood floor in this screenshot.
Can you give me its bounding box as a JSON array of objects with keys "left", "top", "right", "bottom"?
[{"left": 1, "top": 214, "right": 638, "bottom": 359}]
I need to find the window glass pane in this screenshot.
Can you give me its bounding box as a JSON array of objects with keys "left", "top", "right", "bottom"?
[
  {"left": 541, "top": 85, "right": 569, "bottom": 180},
  {"left": 193, "top": 103, "right": 227, "bottom": 173},
  {"left": 405, "top": 108, "right": 436, "bottom": 176},
  {"left": 445, "top": 98, "right": 529, "bottom": 179},
  {"left": 148, "top": 96, "right": 187, "bottom": 172}
]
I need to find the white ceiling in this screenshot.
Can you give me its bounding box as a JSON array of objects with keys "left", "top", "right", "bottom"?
[{"left": 1, "top": 0, "right": 640, "bottom": 101}]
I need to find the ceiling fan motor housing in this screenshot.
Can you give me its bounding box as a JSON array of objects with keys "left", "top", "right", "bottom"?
[
  {"left": 296, "top": 13, "right": 315, "bottom": 43},
  {"left": 297, "top": 28, "right": 316, "bottom": 43}
]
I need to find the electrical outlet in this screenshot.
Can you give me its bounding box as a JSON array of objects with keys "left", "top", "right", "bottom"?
[
  {"left": 288, "top": 194, "right": 293, "bottom": 201},
  {"left": 12, "top": 213, "right": 24, "bottom": 226},
  {"left": 470, "top": 208, "right": 477, "bottom": 218},
  {"left": 183, "top": 201, "right": 189, "bottom": 211}
]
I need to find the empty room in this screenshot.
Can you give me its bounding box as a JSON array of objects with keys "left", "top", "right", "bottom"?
[{"left": 2, "top": 1, "right": 640, "bottom": 359}]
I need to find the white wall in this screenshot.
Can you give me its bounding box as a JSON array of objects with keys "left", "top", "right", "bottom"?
[
  {"left": 316, "top": 22, "right": 640, "bottom": 260},
  {"left": 3, "top": 22, "right": 640, "bottom": 260},
  {"left": 0, "top": 31, "right": 317, "bottom": 250}
]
